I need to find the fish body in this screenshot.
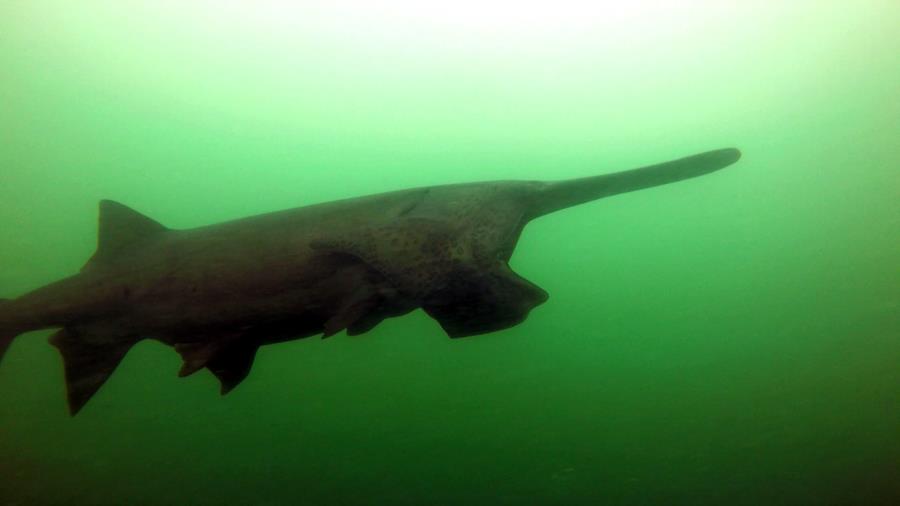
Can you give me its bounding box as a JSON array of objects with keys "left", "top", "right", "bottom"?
[{"left": 0, "top": 148, "right": 741, "bottom": 414}]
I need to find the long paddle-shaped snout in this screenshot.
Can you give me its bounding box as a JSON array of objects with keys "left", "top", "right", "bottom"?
[{"left": 528, "top": 148, "right": 741, "bottom": 219}]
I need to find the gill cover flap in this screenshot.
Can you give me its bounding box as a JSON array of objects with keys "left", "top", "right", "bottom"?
[
  {"left": 49, "top": 326, "right": 139, "bottom": 416},
  {"left": 311, "top": 217, "right": 459, "bottom": 298},
  {"left": 84, "top": 200, "right": 168, "bottom": 269},
  {"left": 423, "top": 265, "right": 549, "bottom": 338}
]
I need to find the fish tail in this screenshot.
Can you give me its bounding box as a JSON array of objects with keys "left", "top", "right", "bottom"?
[{"left": 0, "top": 298, "right": 25, "bottom": 365}]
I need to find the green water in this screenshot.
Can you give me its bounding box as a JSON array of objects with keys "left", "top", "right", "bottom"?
[{"left": 1, "top": 2, "right": 898, "bottom": 505}]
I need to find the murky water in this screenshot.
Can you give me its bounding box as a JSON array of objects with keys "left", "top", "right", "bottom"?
[{"left": 1, "top": 2, "right": 898, "bottom": 505}]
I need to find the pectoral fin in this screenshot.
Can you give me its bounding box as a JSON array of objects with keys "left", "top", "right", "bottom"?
[{"left": 322, "top": 288, "right": 379, "bottom": 338}]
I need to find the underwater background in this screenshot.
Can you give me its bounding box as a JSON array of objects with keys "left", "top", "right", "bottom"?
[{"left": 1, "top": 1, "right": 898, "bottom": 505}]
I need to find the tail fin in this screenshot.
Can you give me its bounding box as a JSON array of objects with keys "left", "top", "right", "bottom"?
[
  {"left": 0, "top": 298, "right": 24, "bottom": 365},
  {"left": 528, "top": 148, "right": 742, "bottom": 219}
]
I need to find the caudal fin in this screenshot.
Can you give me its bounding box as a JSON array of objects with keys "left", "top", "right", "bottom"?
[
  {"left": 0, "top": 298, "right": 23, "bottom": 365},
  {"left": 0, "top": 332, "right": 17, "bottom": 365}
]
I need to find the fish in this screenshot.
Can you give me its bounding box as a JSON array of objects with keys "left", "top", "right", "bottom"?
[{"left": 0, "top": 148, "right": 741, "bottom": 415}]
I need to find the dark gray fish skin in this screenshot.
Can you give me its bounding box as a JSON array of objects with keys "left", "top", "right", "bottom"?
[{"left": 0, "top": 148, "right": 741, "bottom": 415}]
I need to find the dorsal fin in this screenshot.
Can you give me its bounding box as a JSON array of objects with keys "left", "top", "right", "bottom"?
[{"left": 85, "top": 200, "right": 168, "bottom": 269}]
